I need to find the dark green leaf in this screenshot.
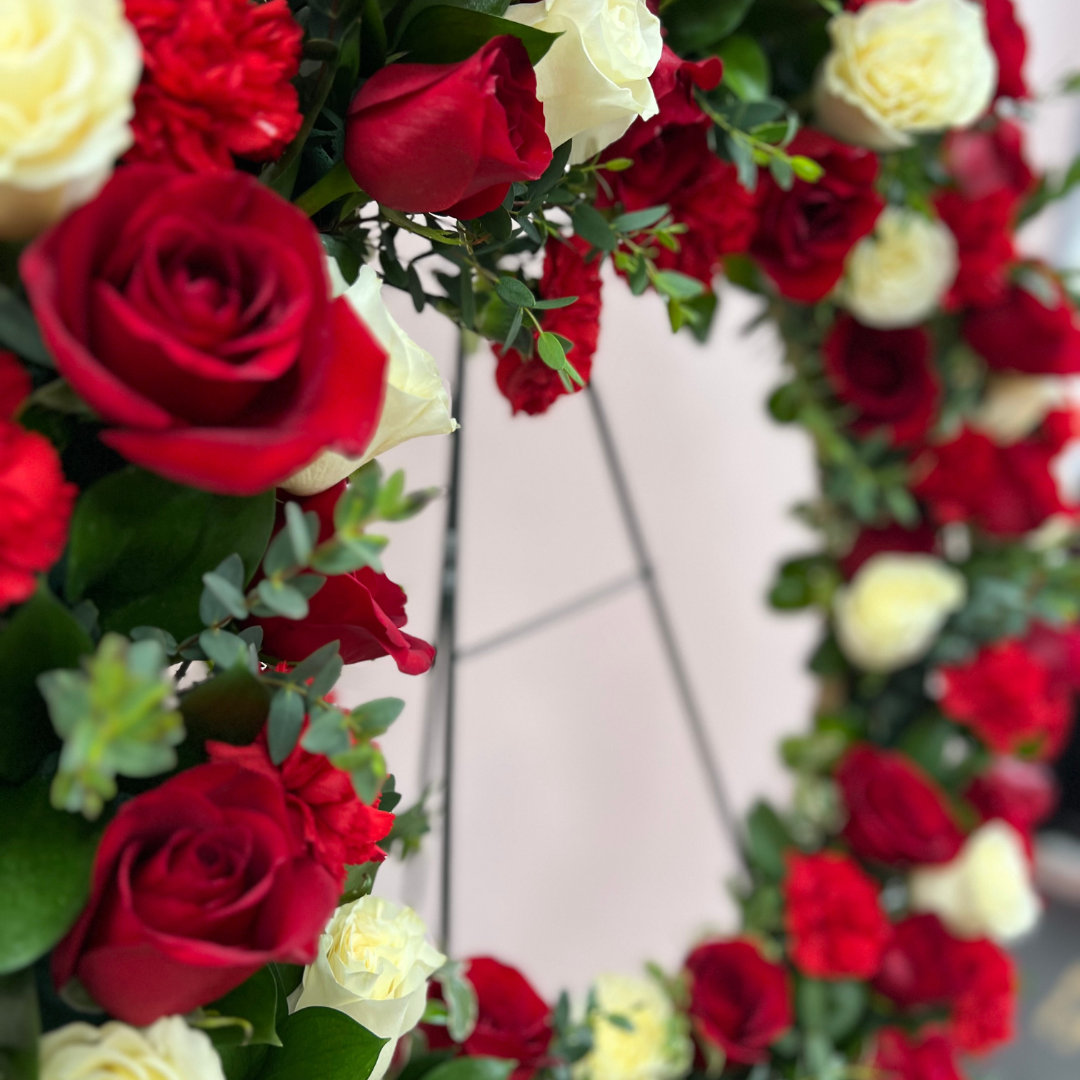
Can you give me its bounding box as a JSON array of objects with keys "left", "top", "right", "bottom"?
[
  {"left": 201, "top": 967, "right": 282, "bottom": 1048},
  {"left": 610, "top": 205, "right": 670, "bottom": 233},
  {"left": 525, "top": 140, "right": 572, "bottom": 207},
  {"left": 571, "top": 205, "right": 617, "bottom": 252},
  {"left": 502, "top": 306, "right": 525, "bottom": 351},
  {"left": 284, "top": 502, "right": 315, "bottom": 567},
  {"left": 530, "top": 295, "right": 578, "bottom": 311},
  {"left": 199, "top": 629, "right": 250, "bottom": 670},
  {"left": 398, "top": 7, "right": 560, "bottom": 65},
  {"left": 744, "top": 801, "right": 792, "bottom": 882},
  {"left": 258, "top": 1006, "right": 387, "bottom": 1080},
  {"left": 796, "top": 979, "right": 867, "bottom": 1042},
  {"left": 288, "top": 641, "right": 342, "bottom": 686},
  {"left": 301, "top": 706, "right": 350, "bottom": 756},
  {"left": 717, "top": 34, "right": 770, "bottom": 101},
  {"left": 662, "top": 0, "right": 755, "bottom": 51},
  {"left": 340, "top": 861, "right": 380, "bottom": 904},
  {"left": 0, "top": 286, "right": 52, "bottom": 368},
  {"left": 130, "top": 625, "right": 179, "bottom": 655},
  {"left": 651, "top": 270, "right": 706, "bottom": 301},
  {"left": 349, "top": 697, "right": 406, "bottom": 738},
  {"left": 424, "top": 1057, "right": 517, "bottom": 1080},
  {"left": 495, "top": 277, "right": 536, "bottom": 309},
  {"left": 256, "top": 580, "right": 309, "bottom": 621},
  {"left": 478, "top": 208, "right": 513, "bottom": 242},
  {"left": 200, "top": 569, "right": 250, "bottom": 625},
  {"left": 268, "top": 690, "right": 306, "bottom": 765},
  {"left": 179, "top": 666, "right": 270, "bottom": 747},
  {"left": 0, "top": 968, "right": 39, "bottom": 1080},
  {"left": 291, "top": 574, "right": 328, "bottom": 602}
]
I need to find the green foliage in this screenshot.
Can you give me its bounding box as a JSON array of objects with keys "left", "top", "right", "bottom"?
[
  {"left": 769, "top": 555, "right": 839, "bottom": 611},
  {"left": 423, "top": 1058, "right": 516, "bottom": 1080},
  {"left": 0, "top": 779, "right": 100, "bottom": 975},
  {"left": 397, "top": 7, "right": 561, "bottom": 65},
  {"left": 40, "top": 634, "right": 184, "bottom": 820},
  {"left": 744, "top": 801, "right": 793, "bottom": 882},
  {"left": 179, "top": 664, "right": 270, "bottom": 748},
  {"left": 0, "top": 968, "right": 39, "bottom": 1080},
  {"left": 195, "top": 968, "right": 283, "bottom": 1048},
  {"left": 432, "top": 960, "right": 479, "bottom": 1042},
  {"left": 717, "top": 35, "right": 771, "bottom": 101},
  {"left": 256, "top": 1006, "right": 387, "bottom": 1080},
  {"left": 796, "top": 979, "right": 867, "bottom": 1043},
  {"left": 385, "top": 791, "right": 433, "bottom": 858},
  {"left": 661, "top": 0, "right": 756, "bottom": 54},
  {"left": 0, "top": 285, "right": 52, "bottom": 369}
]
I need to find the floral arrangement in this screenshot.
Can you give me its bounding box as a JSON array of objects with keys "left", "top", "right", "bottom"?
[{"left": 2, "top": 0, "right": 1079, "bottom": 1079}]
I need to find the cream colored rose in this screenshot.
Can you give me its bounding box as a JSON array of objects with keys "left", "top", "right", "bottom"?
[
  {"left": 0, "top": 0, "right": 142, "bottom": 240},
  {"left": 834, "top": 553, "right": 966, "bottom": 672},
  {"left": 40, "top": 1017, "right": 224, "bottom": 1080},
  {"left": 815, "top": 0, "right": 997, "bottom": 152},
  {"left": 910, "top": 820, "right": 1041, "bottom": 943},
  {"left": 505, "top": 0, "right": 663, "bottom": 164},
  {"left": 574, "top": 975, "right": 691, "bottom": 1080},
  {"left": 973, "top": 375, "right": 1066, "bottom": 445},
  {"left": 295, "top": 895, "right": 446, "bottom": 1080},
  {"left": 282, "top": 263, "right": 457, "bottom": 496},
  {"left": 839, "top": 206, "right": 957, "bottom": 328}
]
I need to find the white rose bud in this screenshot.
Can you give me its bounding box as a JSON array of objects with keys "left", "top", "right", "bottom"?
[
  {"left": 295, "top": 895, "right": 446, "bottom": 1080},
  {"left": 973, "top": 375, "right": 1066, "bottom": 446},
  {"left": 282, "top": 263, "right": 457, "bottom": 496},
  {"left": 910, "top": 820, "right": 1041, "bottom": 943},
  {"left": 0, "top": 0, "right": 142, "bottom": 240},
  {"left": 505, "top": 0, "right": 663, "bottom": 164},
  {"left": 574, "top": 974, "right": 691, "bottom": 1080},
  {"left": 834, "top": 553, "right": 966, "bottom": 673},
  {"left": 815, "top": 0, "right": 997, "bottom": 152},
  {"left": 41, "top": 1017, "right": 224, "bottom": 1080},
  {"left": 839, "top": 207, "right": 957, "bottom": 329}
]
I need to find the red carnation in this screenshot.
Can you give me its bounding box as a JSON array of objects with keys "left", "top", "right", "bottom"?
[
  {"left": 943, "top": 121, "right": 1035, "bottom": 202},
  {"left": 345, "top": 37, "right": 551, "bottom": 219},
  {"left": 963, "top": 277, "right": 1080, "bottom": 375},
  {"left": 837, "top": 744, "right": 965, "bottom": 866},
  {"left": 751, "top": 130, "right": 883, "bottom": 303},
  {"left": 684, "top": 939, "right": 792, "bottom": 1065},
  {"left": 874, "top": 914, "right": 962, "bottom": 1011},
  {"left": 940, "top": 639, "right": 1073, "bottom": 757},
  {"left": 839, "top": 522, "right": 937, "bottom": 579},
  {"left": 0, "top": 420, "right": 77, "bottom": 609},
  {"left": 249, "top": 483, "right": 435, "bottom": 673},
  {"left": 125, "top": 0, "right": 303, "bottom": 172},
  {"left": 913, "top": 417, "right": 1074, "bottom": 537},
  {"left": 424, "top": 957, "right": 553, "bottom": 1080},
  {"left": 935, "top": 189, "right": 1017, "bottom": 309},
  {"left": 493, "top": 236, "right": 603, "bottom": 416},
  {"left": 871, "top": 1028, "right": 964, "bottom": 1080},
  {"left": 965, "top": 757, "right": 1058, "bottom": 838},
  {"left": 822, "top": 317, "right": 939, "bottom": 445},
  {"left": 52, "top": 762, "right": 338, "bottom": 1025},
  {"left": 784, "top": 851, "right": 889, "bottom": 979},
  {"left": 950, "top": 936, "right": 1017, "bottom": 1053},
  {"left": 207, "top": 726, "right": 394, "bottom": 886}
]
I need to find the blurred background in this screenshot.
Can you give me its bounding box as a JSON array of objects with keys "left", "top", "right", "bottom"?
[{"left": 338, "top": 1, "right": 1080, "bottom": 1072}]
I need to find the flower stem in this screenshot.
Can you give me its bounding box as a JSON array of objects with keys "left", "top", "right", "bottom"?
[{"left": 294, "top": 160, "right": 366, "bottom": 218}]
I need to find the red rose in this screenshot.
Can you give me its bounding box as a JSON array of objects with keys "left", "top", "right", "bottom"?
[
  {"left": 494, "top": 235, "right": 603, "bottom": 415},
  {"left": 837, "top": 745, "right": 965, "bottom": 866},
  {"left": 250, "top": 482, "right": 435, "bottom": 672},
  {"left": 345, "top": 37, "right": 551, "bottom": 219},
  {"left": 940, "top": 639, "right": 1073, "bottom": 757},
  {"left": 684, "top": 939, "right": 792, "bottom": 1065},
  {"left": 52, "top": 762, "right": 338, "bottom": 1025},
  {"left": 0, "top": 420, "right": 77, "bottom": 609},
  {"left": 913, "top": 417, "right": 1074, "bottom": 537},
  {"left": 822, "top": 317, "right": 939, "bottom": 445},
  {"left": 964, "top": 277, "right": 1080, "bottom": 374},
  {"left": 784, "top": 850, "right": 889, "bottom": 979},
  {"left": 965, "top": 757, "right": 1058, "bottom": 837},
  {"left": 22, "top": 167, "right": 387, "bottom": 497},
  {"left": 949, "top": 936, "right": 1016, "bottom": 1053},
  {"left": 839, "top": 522, "right": 937, "bottom": 579},
  {"left": 0, "top": 350, "right": 29, "bottom": 417},
  {"left": 1022, "top": 621, "right": 1080, "bottom": 696},
  {"left": 942, "top": 121, "right": 1034, "bottom": 202},
  {"left": 630, "top": 47, "right": 724, "bottom": 145},
  {"left": 874, "top": 914, "right": 961, "bottom": 1011},
  {"left": 935, "top": 189, "right": 1016, "bottom": 309},
  {"left": 424, "top": 957, "right": 553, "bottom": 1080},
  {"left": 207, "top": 724, "right": 394, "bottom": 885},
  {"left": 125, "top": 0, "right": 303, "bottom": 172},
  {"left": 751, "top": 130, "right": 883, "bottom": 303},
  {"left": 871, "top": 1028, "right": 963, "bottom": 1080}
]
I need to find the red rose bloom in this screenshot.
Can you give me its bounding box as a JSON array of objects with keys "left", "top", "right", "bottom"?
[
  {"left": 125, "top": 0, "right": 303, "bottom": 172},
  {"left": 751, "top": 130, "right": 883, "bottom": 303},
  {"left": 494, "top": 236, "right": 603, "bottom": 415},
  {"left": 822, "top": 317, "right": 939, "bottom": 444},
  {"left": 913, "top": 416, "right": 1074, "bottom": 537},
  {"left": 943, "top": 121, "right": 1034, "bottom": 202},
  {"left": 424, "top": 957, "right": 553, "bottom": 1080},
  {"left": 935, "top": 189, "right": 1017, "bottom": 309},
  {"left": 345, "top": 37, "right": 551, "bottom": 219},
  {"left": 940, "top": 639, "right": 1073, "bottom": 757},
  {"left": 949, "top": 936, "right": 1016, "bottom": 1053},
  {"left": 52, "top": 763, "right": 338, "bottom": 1025},
  {"left": 207, "top": 725, "right": 394, "bottom": 885},
  {"left": 1022, "top": 621, "right": 1080, "bottom": 696},
  {"left": 963, "top": 277, "right": 1080, "bottom": 374},
  {"left": 871, "top": 1028, "right": 964, "bottom": 1080},
  {"left": 965, "top": 757, "right": 1058, "bottom": 838},
  {"left": 837, "top": 744, "right": 965, "bottom": 866},
  {"left": 0, "top": 350, "right": 29, "bottom": 417},
  {"left": 250, "top": 482, "right": 434, "bottom": 672},
  {"left": 839, "top": 522, "right": 937, "bottom": 579},
  {"left": 22, "top": 167, "right": 388, "bottom": 496},
  {"left": 684, "top": 939, "right": 792, "bottom": 1065},
  {"left": 0, "top": 420, "right": 77, "bottom": 609},
  {"left": 874, "top": 914, "right": 962, "bottom": 1011},
  {"left": 784, "top": 851, "right": 889, "bottom": 979}
]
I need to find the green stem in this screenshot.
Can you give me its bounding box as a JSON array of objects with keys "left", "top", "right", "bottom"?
[{"left": 295, "top": 160, "right": 365, "bottom": 217}]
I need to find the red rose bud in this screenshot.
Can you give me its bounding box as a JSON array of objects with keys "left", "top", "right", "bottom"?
[
  {"left": 751, "top": 129, "right": 883, "bottom": 303},
  {"left": 839, "top": 522, "right": 938, "bottom": 579},
  {"left": 683, "top": 939, "right": 792, "bottom": 1066},
  {"left": 837, "top": 744, "right": 965, "bottom": 867},
  {"left": 424, "top": 957, "right": 553, "bottom": 1080},
  {"left": 965, "top": 756, "right": 1059, "bottom": 838},
  {"left": 345, "top": 37, "right": 552, "bottom": 218},
  {"left": 871, "top": 1028, "right": 964, "bottom": 1080},
  {"left": 822, "top": 317, "right": 939, "bottom": 445},
  {"left": 21, "top": 167, "right": 388, "bottom": 496},
  {"left": 52, "top": 763, "right": 339, "bottom": 1025},
  {"left": 248, "top": 482, "right": 434, "bottom": 672},
  {"left": 784, "top": 850, "right": 890, "bottom": 979}
]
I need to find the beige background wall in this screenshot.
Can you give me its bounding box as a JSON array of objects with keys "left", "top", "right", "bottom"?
[{"left": 337, "top": 0, "right": 1080, "bottom": 1000}]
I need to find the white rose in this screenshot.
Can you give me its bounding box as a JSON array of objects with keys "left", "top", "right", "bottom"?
[
  {"left": 910, "top": 820, "right": 1041, "bottom": 943},
  {"left": 295, "top": 895, "right": 446, "bottom": 1080},
  {"left": 839, "top": 207, "right": 957, "bottom": 328},
  {"left": 973, "top": 375, "right": 1066, "bottom": 445},
  {"left": 282, "top": 263, "right": 457, "bottom": 496},
  {"left": 40, "top": 1017, "right": 224, "bottom": 1080},
  {"left": 505, "top": 0, "right": 663, "bottom": 164},
  {"left": 574, "top": 975, "right": 691, "bottom": 1080},
  {"left": 814, "top": 0, "right": 997, "bottom": 151},
  {"left": 834, "top": 553, "right": 966, "bottom": 672},
  {"left": 0, "top": 0, "right": 142, "bottom": 240}
]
